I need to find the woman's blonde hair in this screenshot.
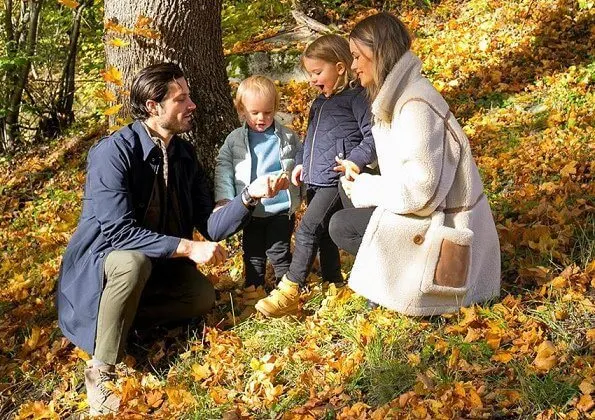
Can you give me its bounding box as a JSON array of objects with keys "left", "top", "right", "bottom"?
[
  {"left": 234, "top": 75, "right": 279, "bottom": 115},
  {"left": 350, "top": 12, "right": 412, "bottom": 101},
  {"left": 301, "top": 34, "right": 355, "bottom": 94}
]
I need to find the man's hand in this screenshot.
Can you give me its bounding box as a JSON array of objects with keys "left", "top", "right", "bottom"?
[
  {"left": 176, "top": 239, "right": 227, "bottom": 265},
  {"left": 247, "top": 173, "right": 289, "bottom": 199},
  {"left": 333, "top": 157, "right": 360, "bottom": 181},
  {"left": 291, "top": 164, "right": 303, "bottom": 186}
]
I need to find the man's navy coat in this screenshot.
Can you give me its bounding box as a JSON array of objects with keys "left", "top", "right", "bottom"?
[{"left": 57, "top": 121, "right": 250, "bottom": 354}]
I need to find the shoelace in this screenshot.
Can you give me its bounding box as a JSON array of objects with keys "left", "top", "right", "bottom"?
[{"left": 97, "top": 372, "right": 117, "bottom": 398}]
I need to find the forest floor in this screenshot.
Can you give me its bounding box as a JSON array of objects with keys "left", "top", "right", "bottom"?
[{"left": 1, "top": 0, "right": 594, "bottom": 418}]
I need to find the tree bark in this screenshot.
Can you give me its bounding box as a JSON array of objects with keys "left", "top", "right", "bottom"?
[{"left": 103, "top": 0, "right": 238, "bottom": 178}]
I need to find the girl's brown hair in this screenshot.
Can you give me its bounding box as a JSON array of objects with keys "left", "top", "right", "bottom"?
[
  {"left": 301, "top": 34, "right": 354, "bottom": 94},
  {"left": 350, "top": 12, "right": 412, "bottom": 101}
]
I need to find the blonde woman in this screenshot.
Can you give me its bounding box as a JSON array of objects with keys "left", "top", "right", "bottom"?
[{"left": 329, "top": 13, "right": 501, "bottom": 315}]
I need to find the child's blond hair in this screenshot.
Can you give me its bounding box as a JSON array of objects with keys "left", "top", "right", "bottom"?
[
  {"left": 301, "top": 34, "right": 355, "bottom": 95},
  {"left": 234, "top": 75, "right": 280, "bottom": 116}
]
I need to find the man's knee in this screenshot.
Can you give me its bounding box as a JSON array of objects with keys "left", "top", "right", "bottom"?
[
  {"left": 104, "top": 250, "right": 152, "bottom": 290},
  {"left": 180, "top": 269, "right": 216, "bottom": 317}
]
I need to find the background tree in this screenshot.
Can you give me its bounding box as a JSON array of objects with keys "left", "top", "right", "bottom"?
[
  {"left": 103, "top": 0, "right": 238, "bottom": 177},
  {"left": 1, "top": 0, "right": 44, "bottom": 152}
]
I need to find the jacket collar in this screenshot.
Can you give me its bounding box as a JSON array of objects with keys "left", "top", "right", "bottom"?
[
  {"left": 132, "top": 120, "right": 193, "bottom": 161},
  {"left": 133, "top": 120, "right": 159, "bottom": 161},
  {"left": 371, "top": 51, "right": 423, "bottom": 124}
]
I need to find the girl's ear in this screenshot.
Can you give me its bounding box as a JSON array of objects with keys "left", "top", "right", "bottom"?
[{"left": 336, "top": 62, "right": 346, "bottom": 75}]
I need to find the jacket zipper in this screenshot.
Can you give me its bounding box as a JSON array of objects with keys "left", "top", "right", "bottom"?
[
  {"left": 308, "top": 99, "right": 328, "bottom": 184},
  {"left": 276, "top": 130, "right": 292, "bottom": 218}
]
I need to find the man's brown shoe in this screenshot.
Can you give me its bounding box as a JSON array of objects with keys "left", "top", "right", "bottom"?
[
  {"left": 85, "top": 363, "right": 120, "bottom": 416},
  {"left": 254, "top": 276, "right": 300, "bottom": 317}
]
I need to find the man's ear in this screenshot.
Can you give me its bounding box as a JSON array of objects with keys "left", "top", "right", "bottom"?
[
  {"left": 336, "top": 62, "right": 346, "bottom": 75},
  {"left": 146, "top": 99, "right": 160, "bottom": 116}
]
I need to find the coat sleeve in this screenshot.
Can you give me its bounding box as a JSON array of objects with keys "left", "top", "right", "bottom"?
[
  {"left": 214, "top": 134, "right": 237, "bottom": 202},
  {"left": 351, "top": 101, "right": 453, "bottom": 214},
  {"left": 88, "top": 141, "right": 180, "bottom": 257},
  {"left": 192, "top": 155, "right": 253, "bottom": 242},
  {"left": 346, "top": 89, "right": 377, "bottom": 170}
]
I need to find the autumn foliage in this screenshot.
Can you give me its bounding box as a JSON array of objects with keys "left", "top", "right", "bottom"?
[{"left": 1, "top": 0, "right": 594, "bottom": 418}]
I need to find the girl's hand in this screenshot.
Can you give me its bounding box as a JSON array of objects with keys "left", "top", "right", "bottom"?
[
  {"left": 291, "top": 165, "right": 303, "bottom": 187},
  {"left": 333, "top": 157, "right": 360, "bottom": 181}
]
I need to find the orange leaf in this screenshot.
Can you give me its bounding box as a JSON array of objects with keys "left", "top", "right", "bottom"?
[
  {"left": 94, "top": 89, "right": 117, "bottom": 103},
  {"left": 577, "top": 394, "right": 594, "bottom": 412},
  {"left": 533, "top": 340, "right": 557, "bottom": 372},
  {"left": 58, "top": 0, "right": 79, "bottom": 8},
  {"left": 102, "top": 66, "right": 123, "bottom": 86}
]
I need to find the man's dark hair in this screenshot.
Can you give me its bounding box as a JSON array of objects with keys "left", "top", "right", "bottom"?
[{"left": 130, "top": 62, "right": 185, "bottom": 120}]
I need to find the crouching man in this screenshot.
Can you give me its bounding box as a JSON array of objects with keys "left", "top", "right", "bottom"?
[{"left": 56, "top": 63, "right": 287, "bottom": 416}]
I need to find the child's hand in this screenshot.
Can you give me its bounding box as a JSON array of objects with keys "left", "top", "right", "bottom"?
[
  {"left": 291, "top": 165, "right": 303, "bottom": 186},
  {"left": 273, "top": 171, "right": 290, "bottom": 192},
  {"left": 248, "top": 174, "right": 288, "bottom": 199},
  {"left": 333, "top": 157, "right": 360, "bottom": 181}
]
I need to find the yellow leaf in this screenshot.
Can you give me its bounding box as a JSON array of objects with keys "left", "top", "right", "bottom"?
[
  {"left": 23, "top": 327, "right": 41, "bottom": 353},
  {"left": 468, "top": 387, "right": 484, "bottom": 409},
  {"left": 94, "top": 89, "right": 117, "bottom": 103},
  {"left": 491, "top": 350, "right": 513, "bottom": 364},
  {"left": 104, "top": 104, "right": 123, "bottom": 116},
  {"left": 58, "top": 0, "right": 79, "bottom": 8},
  {"left": 560, "top": 161, "right": 577, "bottom": 178},
  {"left": 586, "top": 329, "right": 595, "bottom": 342},
  {"left": 102, "top": 66, "right": 123, "bottom": 86},
  {"left": 191, "top": 363, "right": 210, "bottom": 381},
  {"left": 577, "top": 394, "right": 594, "bottom": 412},
  {"left": 533, "top": 340, "right": 557, "bottom": 372},
  {"left": 165, "top": 387, "right": 195, "bottom": 407},
  {"left": 448, "top": 347, "right": 460, "bottom": 369},
  {"left": 550, "top": 276, "right": 567, "bottom": 289},
  {"left": 579, "top": 379, "right": 595, "bottom": 395},
  {"left": 108, "top": 38, "right": 130, "bottom": 48},
  {"left": 407, "top": 353, "right": 421, "bottom": 366}
]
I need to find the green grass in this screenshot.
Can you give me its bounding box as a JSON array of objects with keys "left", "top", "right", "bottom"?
[{"left": 517, "top": 369, "right": 580, "bottom": 414}]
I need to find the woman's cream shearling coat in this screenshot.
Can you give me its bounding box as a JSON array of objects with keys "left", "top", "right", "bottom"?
[{"left": 348, "top": 51, "right": 501, "bottom": 315}]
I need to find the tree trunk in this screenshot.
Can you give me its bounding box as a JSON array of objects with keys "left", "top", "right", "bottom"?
[
  {"left": 103, "top": 0, "right": 238, "bottom": 178},
  {"left": 55, "top": 0, "right": 89, "bottom": 129},
  {"left": 2, "top": 0, "right": 44, "bottom": 152}
]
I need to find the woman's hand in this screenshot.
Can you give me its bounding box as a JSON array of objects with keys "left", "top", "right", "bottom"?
[
  {"left": 340, "top": 172, "right": 359, "bottom": 199},
  {"left": 291, "top": 164, "right": 303, "bottom": 186},
  {"left": 333, "top": 157, "right": 360, "bottom": 181}
]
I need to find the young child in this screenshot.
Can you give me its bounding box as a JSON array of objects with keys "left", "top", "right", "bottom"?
[
  {"left": 214, "top": 75, "right": 303, "bottom": 310},
  {"left": 255, "top": 34, "right": 376, "bottom": 317}
]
